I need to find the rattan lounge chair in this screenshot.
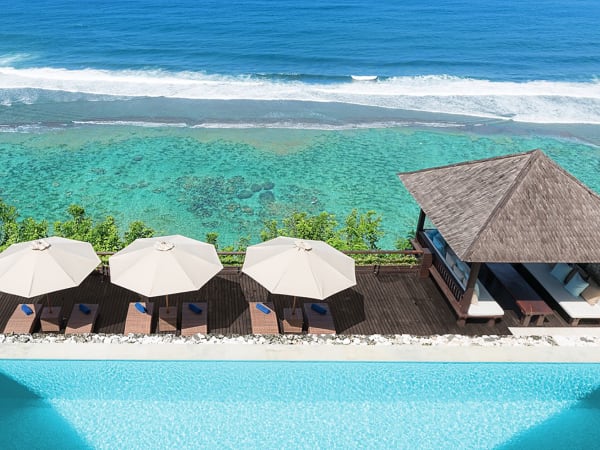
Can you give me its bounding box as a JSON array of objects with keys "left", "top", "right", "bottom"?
[
  {"left": 124, "top": 302, "right": 154, "bottom": 334},
  {"left": 65, "top": 304, "right": 99, "bottom": 334},
  {"left": 303, "top": 302, "right": 336, "bottom": 334},
  {"left": 248, "top": 302, "right": 279, "bottom": 334},
  {"left": 181, "top": 302, "right": 207, "bottom": 336},
  {"left": 281, "top": 307, "right": 303, "bottom": 334},
  {"left": 3, "top": 303, "right": 42, "bottom": 334},
  {"left": 158, "top": 306, "right": 178, "bottom": 333}
]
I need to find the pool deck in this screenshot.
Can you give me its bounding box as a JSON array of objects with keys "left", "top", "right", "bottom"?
[
  {"left": 2, "top": 267, "right": 600, "bottom": 362},
  {"left": 1, "top": 340, "right": 600, "bottom": 362}
]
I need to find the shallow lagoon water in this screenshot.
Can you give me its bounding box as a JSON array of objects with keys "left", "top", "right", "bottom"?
[{"left": 1, "top": 123, "right": 599, "bottom": 247}]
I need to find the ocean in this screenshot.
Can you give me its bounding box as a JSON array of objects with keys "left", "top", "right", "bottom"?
[{"left": 1, "top": 0, "right": 599, "bottom": 247}]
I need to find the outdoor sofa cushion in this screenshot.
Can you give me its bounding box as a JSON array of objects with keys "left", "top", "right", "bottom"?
[
  {"left": 189, "top": 303, "right": 203, "bottom": 314},
  {"left": 255, "top": 303, "right": 271, "bottom": 314},
  {"left": 550, "top": 263, "right": 572, "bottom": 283},
  {"left": 565, "top": 272, "right": 589, "bottom": 298},
  {"left": 581, "top": 279, "right": 600, "bottom": 305},
  {"left": 311, "top": 303, "right": 327, "bottom": 315}
]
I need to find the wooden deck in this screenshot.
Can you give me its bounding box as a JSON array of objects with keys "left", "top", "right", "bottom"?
[{"left": 0, "top": 266, "right": 583, "bottom": 336}]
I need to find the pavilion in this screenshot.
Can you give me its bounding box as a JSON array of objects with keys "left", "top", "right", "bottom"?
[{"left": 399, "top": 149, "right": 600, "bottom": 324}]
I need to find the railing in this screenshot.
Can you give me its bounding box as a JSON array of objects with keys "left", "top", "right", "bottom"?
[
  {"left": 431, "top": 254, "right": 465, "bottom": 301},
  {"left": 96, "top": 248, "right": 427, "bottom": 274},
  {"left": 417, "top": 232, "right": 464, "bottom": 301}
]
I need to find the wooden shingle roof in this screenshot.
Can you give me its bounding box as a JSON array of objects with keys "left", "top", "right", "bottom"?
[{"left": 398, "top": 150, "right": 600, "bottom": 263}]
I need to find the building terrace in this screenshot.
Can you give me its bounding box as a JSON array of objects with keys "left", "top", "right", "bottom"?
[{"left": 0, "top": 264, "right": 584, "bottom": 337}]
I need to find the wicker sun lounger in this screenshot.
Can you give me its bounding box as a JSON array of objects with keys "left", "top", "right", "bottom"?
[
  {"left": 303, "top": 303, "right": 336, "bottom": 334},
  {"left": 281, "top": 308, "right": 303, "bottom": 334},
  {"left": 181, "top": 302, "right": 207, "bottom": 336},
  {"left": 65, "top": 304, "right": 99, "bottom": 334},
  {"left": 158, "top": 306, "right": 178, "bottom": 333},
  {"left": 124, "top": 302, "right": 154, "bottom": 334},
  {"left": 3, "top": 304, "right": 42, "bottom": 334},
  {"left": 248, "top": 302, "right": 279, "bottom": 334}
]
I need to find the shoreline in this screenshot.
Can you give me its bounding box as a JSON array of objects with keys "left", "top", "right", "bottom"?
[{"left": 2, "top": 332, "right": 600, "bottom": 362}]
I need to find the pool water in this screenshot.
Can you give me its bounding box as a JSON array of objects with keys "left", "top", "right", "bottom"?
[{"left": 1, "top": 360, "right": 600, "bottom": 449}]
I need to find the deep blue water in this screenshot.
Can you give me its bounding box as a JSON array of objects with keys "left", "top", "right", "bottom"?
[
  {"left": 2, "top": 0, "right": 599, "bottom": 81},
  {"left": 0, "top": 0, "right": 599, "bottom": 125}
]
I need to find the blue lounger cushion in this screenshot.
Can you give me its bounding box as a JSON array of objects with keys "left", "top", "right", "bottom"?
[
  {"left": 256, "top": 303, "right": 271, "bottom": 314},
  {"left": 189, "top": 303, "right": 203, "bottom": 314},
  {"left": 79, "top": 304, "right": 91, "bottom": 315},
  {"left": 134, "top": 302, "right": 147, "bottom": 314},
  {"left": 311, "top": 303, "right": 327, "bottom": 315},
  {"left": 21, "top": 304, "right": 34, "bottom": 315}
]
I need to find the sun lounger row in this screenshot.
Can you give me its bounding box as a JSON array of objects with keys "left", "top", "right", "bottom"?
[
  {"left": 3, "top": 303, "right": 99, "bottom": 335},
  {"left": 91, "top": 300, "right": 336, "bottom": 335},
  {"left": 2, "top": 300, "right": 337, "bottom": 335},
  {"left": 124, "top": 301, "right": 209, "bottom": 335},
  {"left": 278, "top": 302, "right": 336, "bottom": 334}
]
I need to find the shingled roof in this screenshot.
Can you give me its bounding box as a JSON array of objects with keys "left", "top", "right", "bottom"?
[{"left": 398, "top": 149, "right": 600, "bottom": 263}]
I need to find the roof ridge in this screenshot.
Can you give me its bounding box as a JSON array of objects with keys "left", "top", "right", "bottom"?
[
  {"left": 462, "top": 150, "right": 540, "bottom": 261},
  {"left": 397, "top": 149, "right": 537, "bottom": 177}
]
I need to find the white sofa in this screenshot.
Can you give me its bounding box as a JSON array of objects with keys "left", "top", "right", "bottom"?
[
  {"left": 424, "top": 230, "right": 504, "bottom": 319},
  {"left": 522, "top": 263, "right": 600, "bottom": 325}
]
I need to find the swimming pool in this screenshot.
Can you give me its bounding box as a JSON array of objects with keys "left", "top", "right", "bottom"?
[{"left": 1, "top": 360, "right": 599, "bottom": 449}]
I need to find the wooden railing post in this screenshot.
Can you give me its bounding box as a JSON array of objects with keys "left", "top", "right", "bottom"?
[{"left": 419, "top": 248, "right": 432, "bottom": 279}]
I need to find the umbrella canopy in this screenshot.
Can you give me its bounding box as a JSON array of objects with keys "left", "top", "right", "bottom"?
[
  {"left": 241, "top": 236, "right": 356, "bottom": 300},
  {"left": 0, "top": 237, "right": 101, "bottom": 298},
  {"left": 109, "top": 235, "right": 223, "bottom": 298}
]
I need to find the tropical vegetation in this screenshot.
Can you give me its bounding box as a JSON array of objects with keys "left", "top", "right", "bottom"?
[{"left": 0, "top": 199, "right": 417, "bottom": 265}]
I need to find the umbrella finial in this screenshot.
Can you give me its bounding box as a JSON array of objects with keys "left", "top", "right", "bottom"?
[
  {"left": 294, "top": 240, "right": 312, "bottom": 251},
  {"left": 30, "top": 239, "right": 51, "bottom": 251},
  {"left": 154, "top": 241, "right": 175, "bottom": 251}
]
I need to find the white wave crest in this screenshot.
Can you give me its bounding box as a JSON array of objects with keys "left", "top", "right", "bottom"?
[
  {"left": 1, "top": 67, "right": 600, "bottom": 124},
  {"left": 0, "top": 53, "right": 35, "bottom": 67}
]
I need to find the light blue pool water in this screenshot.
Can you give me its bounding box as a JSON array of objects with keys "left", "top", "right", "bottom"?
[{"left": 1, "top": 360, "right": 600, "bottom": 449}]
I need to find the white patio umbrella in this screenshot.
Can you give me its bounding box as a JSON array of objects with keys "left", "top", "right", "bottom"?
[
  {"left": 108, "top": 235, "right": 223, "bottom": 310},
  {"left": 0, "top": 237, "right": 102, "bottom": 311},
  {"left": 241, "top": 236, "right": 356, "bottom": 313}
]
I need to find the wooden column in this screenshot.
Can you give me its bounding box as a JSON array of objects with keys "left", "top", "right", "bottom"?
[
  {"left": 419, "top": 248, "right": 432, "bottom": 279},
  {"left": 416, "top": 209, "right": 426, "bottom": 234},
  {"left": 459, "top": 262, "right": 481, "bottom": 314}
]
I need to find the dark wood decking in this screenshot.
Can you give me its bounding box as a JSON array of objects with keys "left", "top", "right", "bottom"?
[{"left": 0, "top": 267, "right": 580, "bottom": 336}]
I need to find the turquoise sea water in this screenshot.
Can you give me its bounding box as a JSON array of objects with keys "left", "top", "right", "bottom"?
[
  {"left": 1, "top": 0, "right": 599, "bottom": 247},
  {"left": 1, "top": 124, "right": 599, "bottom": 247},
  {"left": 1, "top": 360, "right": 600, "bottom": 450}
]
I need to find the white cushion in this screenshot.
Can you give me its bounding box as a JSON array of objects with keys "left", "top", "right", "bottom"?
[{"left": 581, "top": 279, "right": 600, "bottom": 306}]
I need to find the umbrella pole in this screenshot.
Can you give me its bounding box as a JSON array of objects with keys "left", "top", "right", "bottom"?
[
  {"left": 47, "top": 293, "right": 52, "bottom": 313},
  {"left": 291, "top": 296, "right": 297, "bottom": 315},
  {"left": 166, "top": 294, "right": 169, "bottom": 314}
]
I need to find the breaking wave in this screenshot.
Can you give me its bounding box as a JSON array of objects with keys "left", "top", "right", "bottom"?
[{"left": 1, "top": 67, "right": 600, "bottom": 124}]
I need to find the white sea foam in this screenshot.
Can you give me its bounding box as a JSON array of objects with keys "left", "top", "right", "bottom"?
[
  {"left": 1, "top": 67, "right": 600, "bottom": 124},
  {"left": 0, "top": 53, "right": 34, "bottom": 67},
  {"left": 69, "top": 119, "right": 466, "bottom": 130},
  {"left": 72, "top": 120, "right": 189, "bottom": 128}
]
